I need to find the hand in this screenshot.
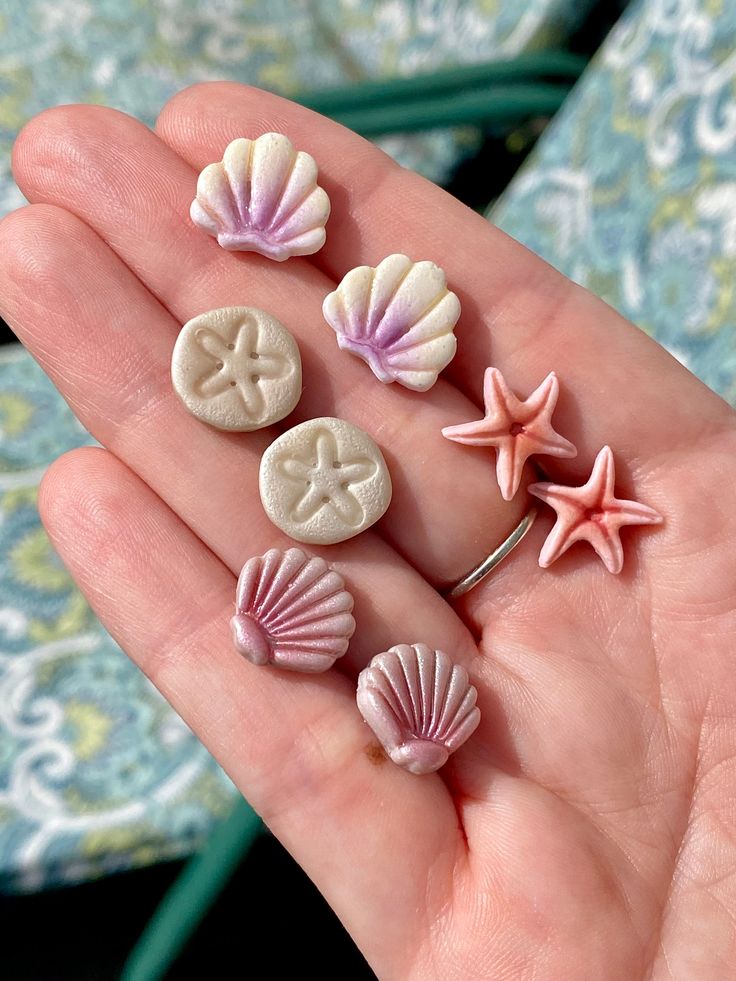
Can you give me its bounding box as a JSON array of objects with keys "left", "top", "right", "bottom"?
[{"left": 3, "top": 84, "right": 736, "bottom": 980}]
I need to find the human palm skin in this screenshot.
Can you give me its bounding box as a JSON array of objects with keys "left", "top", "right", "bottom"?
[{"left": 2, "top": 84, "right": 736, "bottom": 980}]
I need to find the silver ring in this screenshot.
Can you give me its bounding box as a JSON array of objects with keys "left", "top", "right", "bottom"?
[{"left": 445, "top": 507, "right": 538, "bottom": 599}]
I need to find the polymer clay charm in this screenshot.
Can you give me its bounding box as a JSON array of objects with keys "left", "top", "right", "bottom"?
[
  {"left": 190, "top": 133, "right": 330, "bottom": 260},
  {"left": 356, "top": 644, "right": 481, "bottom": 775},
  {"left": 442, "top": 367, "right": 576, "bottom": 501},
  {"left": 323, "top": 254, "right": 460, "bottom": 391},
  {"left": 231, "top": 547, "right": 355, "bottom": 672},
  {"left": 529, "top": 445, "right": 663, "bottom": 573},
  {"left": 259, "top": 417, "right": 392, "bottom": 545},
  {"left": 171, "top": 307, "right": 301, "bottom": 431}
]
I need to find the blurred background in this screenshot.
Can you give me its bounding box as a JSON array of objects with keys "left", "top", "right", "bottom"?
[{"left": 1, "top": 1, "right": 735, "bottom": 977}]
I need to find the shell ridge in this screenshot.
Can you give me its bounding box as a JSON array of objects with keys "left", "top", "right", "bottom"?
[
  {"left": 265, "top": 565, "right": 340, "bottom": 625},
  {"left": 443, "top": 690, "right": 480, "bottom": 746},
  {"left": 263, "top": 556, "right": 328, "bottom": 622},
  {"left": 270, "top": 181, "right": 321, "bottom": 239},
  {"left": 270, "top": 603, "right": 354, "bottom": 637},
  {"left": 387, "top": 292, "right": 455, "bottom": 352},
  {"left": 382, "top": 653, "right": 416, "bottom": 729},
  {"left": 397, "top": 645, "right": 421, "bottom": 733},
  {"left": 419, "top": 644, "right": 435, "bottom": 737},
  {"left": 263, "top": 146, "right": 300, "bottom": 232},
  {"left": 251, "top": 551, "right": 280, "bottom": 614},
  {"left": 348, "top": 267, "right": 375, "bottom": 341},
  {"left": 269, "top": 594, "right": 353, "bottom": 634},
  {"left": 428, "top": 652, "right": 453, "bottom": 739},
  {"left": 431, "top": 652, "right": 460, "bottom": 739},
  {"left": 368, "top": 257, "right": 414, "bottom": 336},
  {"left": 235, "top": 556, "right": 261, "bottom": 612},
  {"left": 444, "top": 705, "right": 481, "bottom": 751},
  {"left": 372, "top": 669, "right": 406, "bottom": 732},
  {"left": 223, "top": 138, "right": 254, "bottom": 226},
  {"left": 274, "top": 633, "right": 350, "bottom": 653},
  {"left": 357, "top": 686, "right": 404, "bottom": 753},
  {"left": 257, "top": 548, "right": 306, "bottom": 621},
  {"left": 435, "top": 664, "right": 471, "bottom": 739}
]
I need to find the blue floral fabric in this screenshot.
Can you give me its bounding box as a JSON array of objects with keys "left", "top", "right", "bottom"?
[
  {"left": 0, "top": 0, "right": 594, "bottom": 216},
  {"left": 0, "top": 348, "right": 235, "bottom": 893},
  {"left": 492, "top": 0, "right": 736, "bottom": 406}
]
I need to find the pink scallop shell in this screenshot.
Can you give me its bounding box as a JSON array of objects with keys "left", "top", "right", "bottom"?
[
  {"left": 231, "top": 548, "right": 355, "bottom": 672},
  {"left": 356, "top": 643, "right": 480, "bottom": 774}
]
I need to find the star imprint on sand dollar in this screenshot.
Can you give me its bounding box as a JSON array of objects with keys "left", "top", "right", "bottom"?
[
  {"left": 279, "top": 427, "right": 377, "bottom": 526},
  {"left": 442, "top": 367, "right": 577, "bottom": 500},
  {"left": 194, "top": 317, "right": 288, "bottom": 418},
  {"left": 529, "top": 445, "right": 663, "bottom": 574}
]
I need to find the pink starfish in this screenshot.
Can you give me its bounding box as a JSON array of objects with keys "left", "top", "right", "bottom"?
[
  {"left": 529, "top": 446, "right": 663, "bottom": 574},
  {"left": 442, "top": 367, "right": 577, "bottom": 500}
]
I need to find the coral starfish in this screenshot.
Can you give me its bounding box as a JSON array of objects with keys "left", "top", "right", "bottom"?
[
  {"left": 529, "top": 446, "right": 663, "bottom": 574},
  {"left": 442, "top": 367, "right": 576, "bottom": 500},
  {"left": 278, "top": 428, "right": 376, "bottom": 526}
]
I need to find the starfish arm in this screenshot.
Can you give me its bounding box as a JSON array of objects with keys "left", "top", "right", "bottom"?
[
  {"left": 338, "top": 458, "right": 377, "bottom": 484},
  {"left": 483, "top": 366, "right": 518, "bottom": 422},
  {"left": 441, "top": 419, "right": 506, "bottom": 446},
  {"left": 291, "top": 482, "right": 327, "bottom": 522},
  {"left": 232, "top": 318, "right": 258, "bottom": 357},
  {"left": 328, "top": 487, "right": 365, "bottom": 527},
  {"left": 315, "top": 429, "right": 340, "bottom": 470},
  {"left": 591, "top": 446, "right": 617, "bottom": 501},
  {"left": 524, "top": 371, "right": 564, "bottom": 427},
  {"left": 525, "top": 428, "right": 578, "bottom": 459},
  {"left": 236, "top": 377, "right": 264, "bottom": 418},
  {"left": 195, "top": 369, "right": 233, "bottom": 398},
  {"left": 495, "top": 435, "right": 526, "bottom": 501},
  {"left": 585, "top": 522, "right": 625, "bottom": 574},
  {"left": 194, "top": 327, "right": 231, "bottom": 361},
  {"left": 279, "top": 457, "right": 312, "bottom": 481},
  {"left": 253, "top": 353, "right": 288, "bottom": 380},
  {"left": 537, "top": 513, "right": 580, "bottom": 568},
  {"left": 528, "top": 480, "right": 580, "bottom": 510},
  {"left": 608, "top": 499, "right": 664, "bottom": 528}
]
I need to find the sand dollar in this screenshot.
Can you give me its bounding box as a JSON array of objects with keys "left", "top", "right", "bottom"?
[
  {"left": 259, "top": 417, "right": 392, "bottom": 544},
  {"left": 171, "top": 307, "right": 302, "bottom": 431}
]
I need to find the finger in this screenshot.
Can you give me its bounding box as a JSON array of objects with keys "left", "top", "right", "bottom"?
[
  {"left": 40, "top": 446, "right": 465, "bottom": 974},
  {"left": 0, "top": 203, "right": 474, "bottom": 667},
  {"left": 155, "top": 83, "right": 736, "bottom": 472},
  {"left": 11, "top": 105, "right": 526, "bottom": 587}
]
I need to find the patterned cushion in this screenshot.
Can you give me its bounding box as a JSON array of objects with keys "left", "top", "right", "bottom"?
[{"left": 492, "top": 0, "right": 736, "bottom": 405}]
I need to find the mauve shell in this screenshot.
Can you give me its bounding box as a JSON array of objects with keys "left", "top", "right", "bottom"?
[
  {"left": 231, "top": 548, "right": 355, "bottom": 672},
  {"left": 356, "top": 644, "right": 480, "bottom": 774},
  {"left": 322, "top": 254, "right": 460, "bottom": 391},
  {"left": 191, "top": 134, "right": 330, "bottom": 261}
]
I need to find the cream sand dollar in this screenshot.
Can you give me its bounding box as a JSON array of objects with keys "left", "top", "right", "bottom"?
[
  {"left": 259, "top": 417, "right": 392, "bottom": 544},
  {"left": 171, "top": 307, "right": 302, "bottom": 431}
]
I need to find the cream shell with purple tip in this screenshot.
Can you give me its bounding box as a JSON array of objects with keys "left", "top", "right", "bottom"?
[
  {"left": 356, "top": 643, "right": 481, "bottom": 774},
  {"left": 323, "top": 254, "right": 460, "bottom": 391},
  {"left": 190, "top": 134, "right": 330, "bottom": 261},
  {"left": 231, "top": 547, "right": 355, "bottom": 672}
]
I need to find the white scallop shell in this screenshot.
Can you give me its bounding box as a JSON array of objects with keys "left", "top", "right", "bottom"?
[
  {"left": 231, "top": 548, "right": 355, "bottom": 672},
  {"left": 190, "top": 133, "right": 330, "bottom": 261},
  {"left": 322, "top": 254, "right": 460, "bottom": 391},
  {"left": 356, "top": 643, "right": 480, "bottom": 774}
]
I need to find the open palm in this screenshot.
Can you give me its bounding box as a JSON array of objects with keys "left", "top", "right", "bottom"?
[{"left": 3, "top": 85, "right": 736, "bottom": 980}]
